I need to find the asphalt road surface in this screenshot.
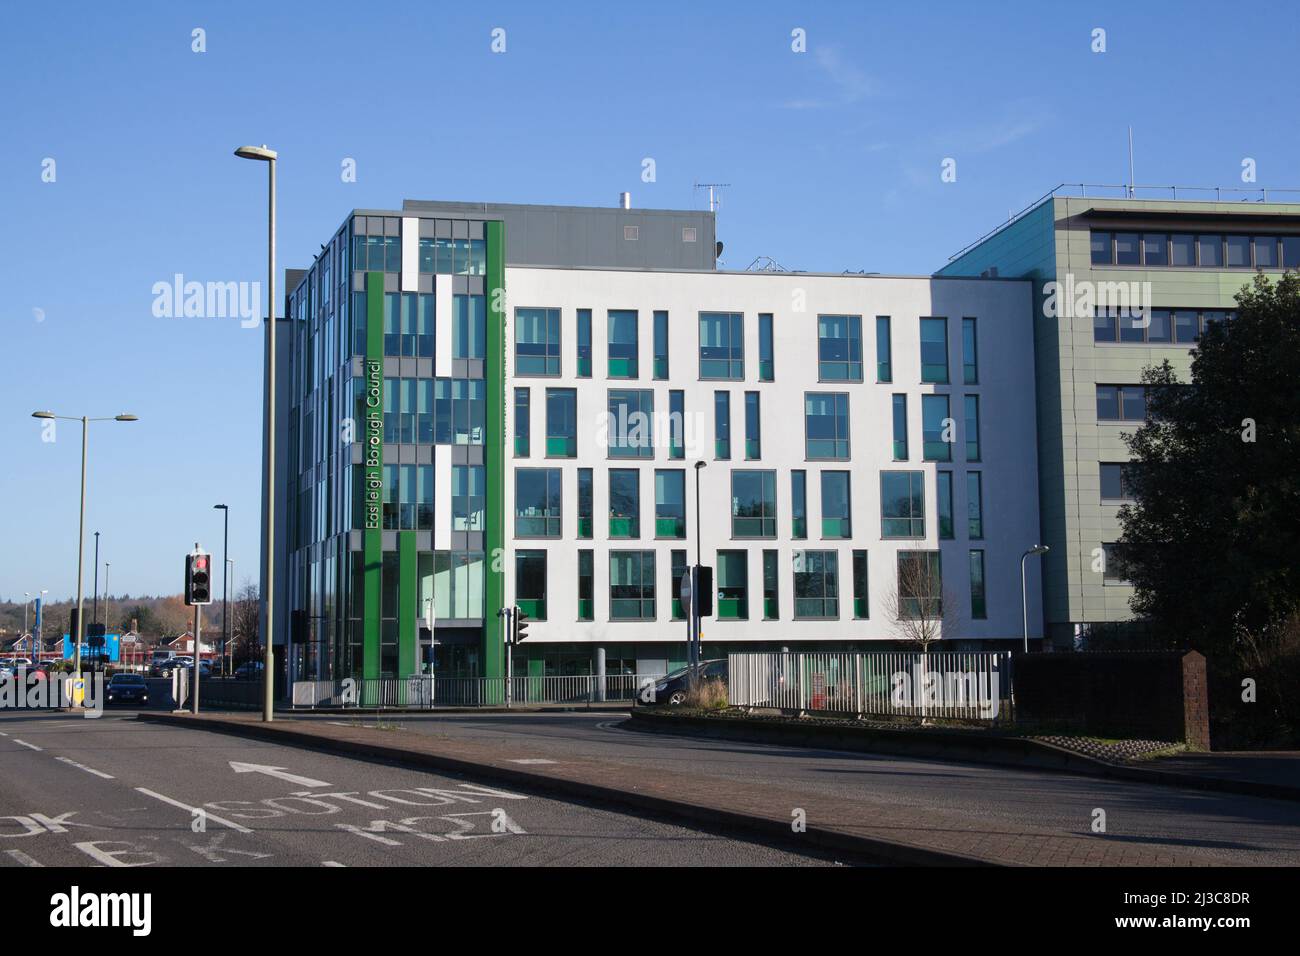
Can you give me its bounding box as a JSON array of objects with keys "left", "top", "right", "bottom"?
[{"left": 0, "top": 711, "right": 837, "bottom": 868}]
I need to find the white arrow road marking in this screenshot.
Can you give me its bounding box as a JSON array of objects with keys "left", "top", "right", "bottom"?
[
  {"left": 507, "top": 758, "right": 558, "bottom": 765},
  {"left": 228, "top": 762, "right": 331, "bottom": 788},
  {"left": 134, "top": 788, "right": 253, "bottom": 834},
  {"left": 54, "top": 757, "right": 114, "bottom": 779},
  {"left": 13, "top": 740, "right": 41, "bottom": 751},
  {"left": 321, "top": 860, "right": 345, "bottom": 867},
  {"left": 4, "top": 849, "right": 43, "bottom": 867}
]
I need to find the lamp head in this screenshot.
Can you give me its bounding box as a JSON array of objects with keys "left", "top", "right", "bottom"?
[{"left": 235, "top": 145, "right": 278, "bottom": 162}]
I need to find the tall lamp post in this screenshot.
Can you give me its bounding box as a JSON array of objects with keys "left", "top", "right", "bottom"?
[
  {"left": 226, "top": 558, "right": 235, "bottom": 676},
  {"left": 214, "top": 504, "right": 229, "bottom": 676},
  {"left": 1020, "top": 545, "right": 1050, "bottom": 653},
  {"left": 234, "top": 143, "right": 277, "bottom": 722},
  {"left": 31, "top": 412, "right": 138, "bottom": 681},
  {"left": 92, "top": 531, "right": 100, "bottom": 629}
]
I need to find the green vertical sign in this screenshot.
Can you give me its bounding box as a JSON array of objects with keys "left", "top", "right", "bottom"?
[{"left": 363, "top": 272, "right": 385, "bottom": 680}]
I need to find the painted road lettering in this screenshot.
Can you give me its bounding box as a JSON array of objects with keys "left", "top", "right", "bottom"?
[{"left": 337, "top": 810, "right": 525, "bottom": 846}]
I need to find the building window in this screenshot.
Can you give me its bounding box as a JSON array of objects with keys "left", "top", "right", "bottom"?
[
  {"left": 1096, "top": 307, "right": 1233, "bottom": 345},
  {"left": 654, "top": 469, "right": 686, "bottom": 539},
  {"left": 434, "top": 379, "right": 485, "bottom": 445},
  {"left": 682, "top": 227, "right": 697, "bottom": 242},
  {"left": 717, "top": 550, "right": 749, "bottom": 620},
  {"left": 577, "top": 550, "right": 594, "bottom": 621},
  {"left": 794, "top": 550, "right": 839, "bottom": 619},
  {"left": 744, "top": 391, "right": 761, "bottom": 459},
  {"left": 653, "top": 310, "right": 669, "bottom": 379},
  {"left": 1100, "top": 462, "right": 1135, "bottom": 502},
  {"left": 545, "top": 388, "right": 577, "bottom": 457},
  {"left": 763, "top": 550, "right": 779, "bottom": 620},
  {"left": 805, "top": 392, "right": 850, "bottom": 459},
  {"left": 818, "top": 314, "right": 863, "bottom": 381},
  {"left": 920, "top": 317, "right": 949, "bottom": 384},
  {"left": 852, "top": 550, "right": 869, "bottom": 619},
  {"left": 962, "top": 317, "right": 978, "bottom": 384},
  {"left": 453, "top": 294, "right": 486, "bottom": 360},
  {"left": 577, "top": 468, "right": 593, "bottom": 539},
  {"left": 964, "top": 395, "right": 981, "bottom": 462},
  {"left": 382, "top": 293, "right": 434, "bottom": 359},
  {"left": 969, "top": 550, "right": 987, "bottom": 620},
  {"left": 576, "top": 308, "right": 592, "bottom": 377},
  {"left": 608, "top": 310, "right": 638, "bottom": 378},
  {"left": 881, "top": 471, "right": 925, "bottom": 538},
  {"left": 1115, "top": 232, "right": 1141, "bottom": 265},
  {"left": 515, "top": 468, "right": 562, "bottom": 538},
  {"left": 515, "top": 307, "right": 561, "bottom": 376},
  {"left": 669, "top": 390, "right": 685, "bottom": 459},
  {"left": 937, "top": 471, "right": 954, "bottom": 539},
  {"left": 967, "top": 472, "right": 983, "bottom": 539},
  {"left": 1171, "top": 233, "right": 1196, "bottom": 267},
  {"left": 610, "top": 551, "right": 655, "bottom": 620},
  {"left": 892, "top": 394, "right": 908, "bottom": 460},
  {"left": 1102, "top": 542, "right": 1131, "bottom": 585},
  {"left": 1090, "top": 230, "right": 1111, "bottom": 265},
  {"left": 513, "top": 388, "right": 530, "bottom": 456},
  {"left": 732, "top": 470, "right": 777, "bottom": 538},
  {"left": 355, "top": 233, "right": 401, "bottom": 273},
  {"left": 516, "top": 550, "right": 547, "bottom": 621},
  {"left": 758, "top": 313, "right": 775, "bottom": 381},
  {"left": 791, "top": 470, "right": 808, "bottom": 539},
  {"left": 609, "top": 469, "right": 640, "bottom": 538},
  {"left": 699, "top": 311, "right": 745, "bottom": 379},
  {"left": 452, "top": 464, "right": 484, "bottom": 532},
  {"left": 922, "top": 394, "right": 951, "bottom": 462},
  {"left": 607, "top": 389, "right": 654, "bottom": 458},
  {"left": 1096, "top": 385, "right": 1146, "bottom": 422},
  {"left": 820, "top": 471, "right": 851, "bottom": 538},
  {"left": 714, "top": 391, "right": 732, "bottom": 459},
  {"left": 876, "top": 316, "right": 893, "bottom": 383},
  {"left": 671, "top": 550, "right": 688, "bottom": 620},
  {"left": 1198, "top": 234, "right": 1223, "bottom": 267},
  {"left": 897, "top": 551, "right": 942, "bottom": 619}
]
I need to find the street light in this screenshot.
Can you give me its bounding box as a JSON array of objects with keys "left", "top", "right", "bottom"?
[
  {"left": 214, "top": 504, "right": 229, "bottom": 677},
  {"left": 234, "top": 143, "right": 277, "bottom": 722},
  {"left": 225, "top": 558, "right": 235, "bottom": 676},
  {"left": 31, "top": 411, "right": 137, "bottom": 680},
  {"left": 1020, "top": 545, "right": 1050, "bottom": 653}
]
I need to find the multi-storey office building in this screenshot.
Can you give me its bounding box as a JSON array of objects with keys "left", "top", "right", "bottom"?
[
  {"left": 275, "top": 197, "right": 1041, "bottom": 686},
  {"left": 938, "top": 187, "right": 1300, "bottom": 648}
]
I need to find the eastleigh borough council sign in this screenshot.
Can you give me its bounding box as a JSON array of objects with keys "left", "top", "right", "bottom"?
[{"left": 364, "top": 358, "right": 383, "bottom": 530}]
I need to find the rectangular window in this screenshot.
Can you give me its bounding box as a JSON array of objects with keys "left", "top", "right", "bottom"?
[
  {"left": 964, "top": 395, "right": 981, "bottom": 461},
  {"left": 937, "top": 471, "right": 954, "bottom": 539},
  {"left": 897, "top": 551, "right": 942, "bottom": 620},
  {"left": 1198, "top": 234, "right": 1223, "bottom": 268},
  {"left": 653, "top": 310, "right": 669, "bottom": 379},
  {"left": 515, "top": 307, "right": 561, "bottom": 376},
  {"left": 1096, "top": 385, "right": 1146, "bottom": 422},
  {"left": 545, "top": 388, "right": 577, "bottom": 457},
  {"left": 1102, "top": 543, "right": 1131, "bottom": 585},
  {"left": 731, "top": 470, "right": 777, "bottom": 538},
  {"left": 714, "top": 391, "right": 732, "bottom": 459},
  {"left": 881, "top": 471, "right": 925, "bottom": 538},
  {"left": 1174, "top": 310, "right": 1200, "bottom": 344},
  {"left": 1255, "top": 236, "right": 1279, "bottom": 270},
  {"left": 608, "top": 309, "right": 638, "bottom": 378},
  {"left": 817, "top": 314, "right": 863, "bottom": 381},
  {"left": 451, "top": 464, "right": 484, "bottom": 532},
  {"left": 920, "top": 317, "right": 949, "bottom": 384},
  {"left": 1170, "top": 233, "right": 1196, "bottom": 267},
  {"left": 793, "top": 550, "right": 839, "bottom": 619},
  {"left": 1090, "top": 231, "right": 1111, "bottom": 265},
  {"left": 515, "top": 550, "right": 547, "bottom": 621},
  {"left": 1114, "top": 232, "right": 1140, "bottom": 265},
  {"left": 744, "top": 391, "right": 761, "bottom": 459},
  {"left": 758, "top": 313, "right": 775, "bottom": 381},
  {"left": 669, "top": 390, "right": 685, "bottom": 460},
  {"left": 515, "top": 468, "right": 562, "bottom": 538},
  {"left": 1283, "top": 236, "right": 1300, "bottom": 269},
  {"left": 1093, "top": 309, "right": 1117, "bottom": 342},
  {"left": 922, "top": 394, "right": 951, "bottom": 462},
  {"left": 805, "top": 392, "right": 850, "bottom": 459},
  {"left": 577, "top": 468, "right": 593, "bottom": 539},
  {"left": 609, "top": 469, "right": 640, "bottom": 538},
  {"left": 513, "top": 388, "right": 530, "bottom": 457},
  {"left": 453, "top": 294, "right": 486, "bottom": 360},
  {"left": 1226, "top": 235, "right": 1251, "bottom": 268},
  {"left": 671, "top": 549, "right": 688, "bottom": 620},
  {"left": 654, "top": 469, "right": 686, "bottom": 539},
  {"left": 699, "top": 311, "right": 745, "bottom": 379},
  {"left": 969, "top": 550, "right": 987, "bottom": 619},
  {"left": 717, "top": 550, "right": 748, "bottom": 620},
  {"left": 820, "top": 471, "right": 851, "bottom": 538},
  {"left": 1100, "top": 462, "right": 1135, "bottom": 502},
  {"left": 876, "top": 316, "right": 892, "bottom": 382},
  {"left": 791, "top": 470, "right": 808, "bottom": 539},
  {"left": 607, "top": 389, "right": 654, "bottom": 458},
  {"left": 852, "top": 550, "right": 869, "bottom": 619},
  {"left": 962, "top": 317, "right": 978, "bottom": 384},
  {"left": 434, "top": 378, "right": 485, "bottom": 446},
  {"left": 762, "top": 550, "right": 779, "bottom": 620},
  {"left": 577, "top": 550, "right": 594, "bottom": 621},
  {"left": 576, "top": 309, "right": 592, "bottom": 377},
  {"left": 892, "top": 394, "right": 908, "bottom": 460},
  {"left": 610, "top": 551, "right": 655, "bottom": 620},
  {"left": 967, "top": 472, "right": 983, "bottom": 539}
]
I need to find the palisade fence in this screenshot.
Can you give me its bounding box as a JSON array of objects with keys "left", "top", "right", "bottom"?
[
  {"left": 287, "top": 673, "right": 662, "bottom": 710},
  {"left": 727, "top": 651, "right": 1014, "bottom": 723}
]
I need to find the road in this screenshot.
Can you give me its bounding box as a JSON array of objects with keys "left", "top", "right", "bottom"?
[
  {"left": 0, "top": 710, "right": 838, "bottom": 868},
  {"left": 309, "top": 711, "right": 1300, "bottom": 866}
]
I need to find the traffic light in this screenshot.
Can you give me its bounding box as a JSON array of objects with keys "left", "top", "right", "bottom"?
[
  {"left": 694, "top": 565, "right": 714, "bottom": 617},
  {"left": 185, "top": 550, "right": 213, "bottom": 606},
  {"left": 513, "top": 606, "right": 530, "bottom": 643}
]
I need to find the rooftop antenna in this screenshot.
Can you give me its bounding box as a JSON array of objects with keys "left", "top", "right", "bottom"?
[
  {"left": 693, "top": 181, "right": 730, "bottom": 213},
  {"left": 1127, "top": 126, "right": 1135, "bottom": 199}
]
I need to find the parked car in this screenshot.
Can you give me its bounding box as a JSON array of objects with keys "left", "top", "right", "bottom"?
[
  {"left": 105, "top": 673, "right": 149, "bottom": 706},
  {"left": 648, "top": 659, "right": 728, "bottom": 705},
  {"left": 233, "top": 661, "right": 264, "bottom": 680}
]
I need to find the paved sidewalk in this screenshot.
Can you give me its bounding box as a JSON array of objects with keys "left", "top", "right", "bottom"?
[
  {"left": 1149, "top": 751, "right": 1300, "bottom": 789},
  {"left": 140, "top": 712, "right": 1216, "bottom": 867}
]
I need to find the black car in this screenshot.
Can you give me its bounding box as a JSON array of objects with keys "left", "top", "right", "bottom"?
[
  {"left": 105, "top": 673, "right": 149, "bottom": 706},
  {"left": 647, "top": 659, "right": 728, "bottom": 705}
]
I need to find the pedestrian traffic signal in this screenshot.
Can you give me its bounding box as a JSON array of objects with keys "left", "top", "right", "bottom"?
[
  {"left": 186, "top": 551, "right": 213, "bottom": 606},
  {"left": 514, "top": 607, "right": 530, "bottom": 643}
]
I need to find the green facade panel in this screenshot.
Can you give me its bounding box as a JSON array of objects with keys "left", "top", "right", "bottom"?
[
  {"left": 362, "top": 271, "right": 385, "bottom": 680},
  {"left": 483, "top": 220, "right": 507, "bottom": 681}
]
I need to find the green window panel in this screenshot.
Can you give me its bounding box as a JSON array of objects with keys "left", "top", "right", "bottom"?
[
  {"left": 922, "top": 394, "right": 951, "bottom": 462},
  {"left": 699, "top": 311, "right": 745, "bottom": 379},
  {"left": 546, "top": 436, "right": 576, "bottom": 457},
  {"left": 717, "top": 550, "right": 748, "bottom": 620},
  {"left": 656, "top": 517, "right": 686, "bottom": 538},
  {"left": 762, "top": 550, "right": 779, "bottom": 620},
  {"left": 577, "top": 599, "right": 594, "bottom": 621},
  {"left": 892, "top": 394, "right": 908, "bottom": 460},
  {"left": 609, "top": 517, "right": 638, "bottom": 538},
  {"left": 516, "top": 598, "right": 546, "bottom": 620},
  {"left": 817, "top": 314, "right": 863, "bottom": 381},
  {"left": 758, "top": 313, "right": 774, "bottom": 382},
  {"left": 576, "top": 308, "right": 592, "bottom": 377},
  {"left": 608, "top": 309, "right": 638, "bottom": 379},
  {"left": 920, "top": 317, "right": 949, "bottom": 384},
  {"left": 822, "top": 517, "right": 851, "bottom": 538},
  {"left": 577, "top": 517, "right": 594, "bottom": 538},
  {"left": 876, "top": 316, "right": 892, "bottom": 383}
]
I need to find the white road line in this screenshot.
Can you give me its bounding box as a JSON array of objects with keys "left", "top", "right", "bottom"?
[
  {"left": 507, "top": 758, "right": 558, "bottom": 765},
  {"left": 321, "top": 860, "right": 346, "bottom": 867},
  {"left": 0, "top": 731, "right": 8, "bottom": 736},
  {"left": 12, "top": 740, "right": 42, "bottom": 751},
  {"left": 4, "top": 849, "right": 43, "bottom": 867},
  {"left": 134, "top": 788, "right": 253, "bottom": 834},
  {"left": 54, "top": 756, "right": 114, "bottom": 779}
]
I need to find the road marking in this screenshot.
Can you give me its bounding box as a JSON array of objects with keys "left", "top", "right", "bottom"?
[
  {"left": 0, "top": 731, "right": 8, "bottom": 736},
  {"left": 4, "top": 849, "right": 43, "bottom": 867},
  {"left": 54, "top": 757, "right": 114, "bottom": 779},
  {"left": 229, "top": 761, "right": 331, "bottom": 788},
  {"left": 134, "top": 788, "right": 253, "bottom": 834},
  {"left": 12, "top": 740, "right": 41, "bottom": 751},
  {"left": 507, "top": 758, "right": 558, "bottom": 765},
  {"left": 321, "top": 860, "right": 345, "bottom": 867}
]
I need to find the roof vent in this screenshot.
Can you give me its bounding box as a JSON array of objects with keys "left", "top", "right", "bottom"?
[{"left": 619, "top": 192, "right": 631, "bottom": 210}]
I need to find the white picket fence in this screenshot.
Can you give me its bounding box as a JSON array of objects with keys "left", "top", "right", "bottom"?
[{"left": 290, "top": 674, "right": 659, "bottom": 710}]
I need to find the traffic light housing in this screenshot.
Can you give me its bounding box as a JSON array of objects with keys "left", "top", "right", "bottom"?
[
  {"left": 694, "top": 565, "right": 714, "bottom": 617},
  {"left": 185, "top": 551, "right": 213, "bottom": 606},
  {"left": 513, "top": 606, "right": 530, "bottom": 643}
]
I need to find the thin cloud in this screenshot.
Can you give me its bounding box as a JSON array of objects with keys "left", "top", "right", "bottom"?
[{"left": 780, "top": 46, "right": 879, "bottom": 110}]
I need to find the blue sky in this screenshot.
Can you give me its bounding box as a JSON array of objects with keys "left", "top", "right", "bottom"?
[{"left": 2, "top": 0, "right": 1295, "bottom": 599}]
